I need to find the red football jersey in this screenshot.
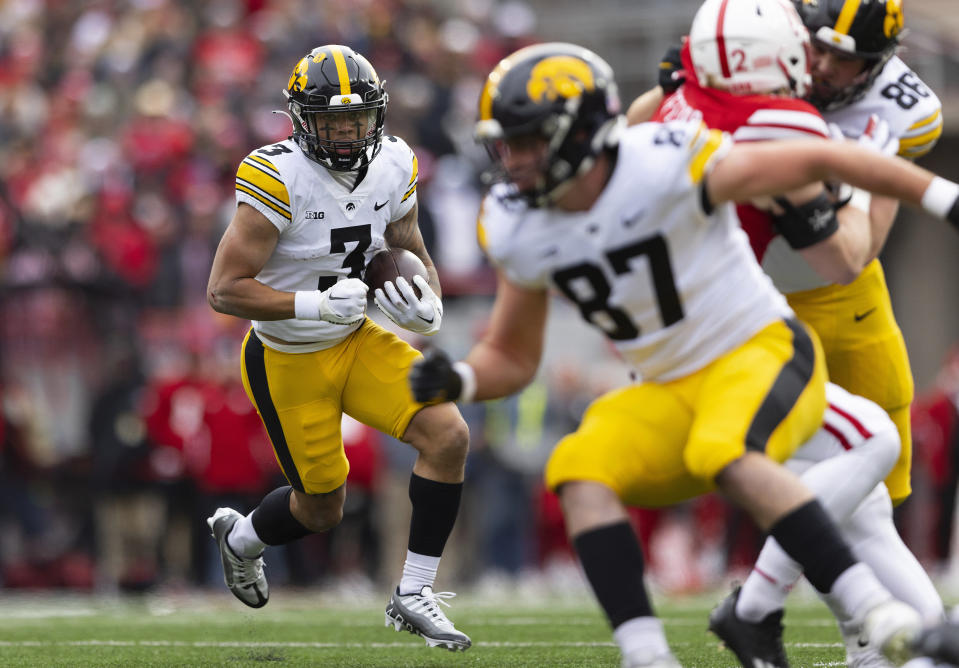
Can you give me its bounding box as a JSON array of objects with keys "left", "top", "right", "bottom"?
[{"left": 653, "top": 44, "right": 829, "bottom": 263}]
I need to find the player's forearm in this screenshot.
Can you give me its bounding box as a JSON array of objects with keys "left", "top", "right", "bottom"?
[
  {"left": 719, "top": 141, "right": 927, "bottom": 206},
  {"left": 723, "top": 141, "right": 959, "bottom": 230},
  {"left": 812, "top": 143, "right": 934, "bottom": 209},
  {"left": 866, "top": 195, "right": 899, "bottom": 261},
  {"left": 207, "top": 277, "right": 295, "bottom": 320},
  {"left": 463, "top": 340, "right": 540, "bottom": 402},
  {"left": 831, "top": 205, "right": 873, "bottom": 282},
  {"left": 626, "top": 86, "right": 664, "bottom": 126}
]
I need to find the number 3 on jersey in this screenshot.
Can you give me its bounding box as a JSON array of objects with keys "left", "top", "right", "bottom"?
[
  {"left": 552, "top": 233, "right": 684, "bottom": 340},
  {"left": 317, "top": 224, "right": 371, "bottom": 291}
]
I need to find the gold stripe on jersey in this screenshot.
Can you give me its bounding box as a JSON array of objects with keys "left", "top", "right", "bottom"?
[
  {"left": 907, "top": 109, "right": 941, "bottom": 132},
  {"left": 246, "top": 154, "right": 285, "bottom": 179},
  {"left": 898, "top": 122, "right": 943, "bottom": 159},
  {"left": 408, "top": 154, "right": 419, "bottom": 188},
  {"left": 236, "top": 155, "right": 291, "bottom": 219},
  {"left": 476, "top": 218, "right": 489, "bottom": 254},
  {"left": 238, "top": 158, "right": 290, "bottom": 206},
  {"left": 688, "top": 126, "right": 725, "bottom": 185},
  {"left": 236, "top": 183, "right": 293, "bottom": 220},
  {"left": 833, "top": 0, "right": 862, "bottom": 35},
  {"left": 399, "top": 154, "right": 419, "bottom": 203},
  {"left": 330, "top": 46, "right": 351, "bottom": 95}
]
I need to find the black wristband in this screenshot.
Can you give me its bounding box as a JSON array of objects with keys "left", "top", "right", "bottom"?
[
  {"left": 949, "top": 196, "right": 959, "bottom": 231},
  {"left": 771, "top": 191, "right": 840, "bottom": 249}
]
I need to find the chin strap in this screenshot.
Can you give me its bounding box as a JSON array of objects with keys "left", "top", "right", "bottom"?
[{"left": 272, "top": 109, "right": 295, "bottom": 131}]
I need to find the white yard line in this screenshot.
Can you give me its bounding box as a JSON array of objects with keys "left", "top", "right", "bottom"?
[{"left": 0, "top": 639, "right": 844, "bottom": 649}]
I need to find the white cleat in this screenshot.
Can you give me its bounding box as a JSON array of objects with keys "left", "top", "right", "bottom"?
[
  {"left": 384, "top": 585, "right": 471, "bottom": 651},
  {"left": 207, "top": 507, "right": 268, "bottom": 609},
  {"left": 621, "top": 649, "right": 683, "bottom": 668},
  {"left": 847, "top": 645, "right": 896, "bottom": 668},
  {"left": 861, "top": 599, "right": 922, "bottom": 666}
]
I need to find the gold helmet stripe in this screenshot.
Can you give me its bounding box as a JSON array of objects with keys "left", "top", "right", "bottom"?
[
  {"left": 330, "top": 46, "right": 352, "bottom": 96},
  {"left": 833, "top": 0, "right": 863, "bottom": 36}
]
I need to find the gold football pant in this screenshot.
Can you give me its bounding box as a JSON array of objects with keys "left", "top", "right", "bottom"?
[
  {"left": 240, "top": 321, "right": 423, "bottom": 494},
  {"left": 788, "top": 259, "right": 914, "bottom": 504},
  {"left": 544, "top": 318, "right": 828, "bottom": 507}
]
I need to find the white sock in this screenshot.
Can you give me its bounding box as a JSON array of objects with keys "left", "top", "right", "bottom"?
[
  {"left": 737, "top": 537, "right": 800, "bottom": 622},
  {"left": 827, "top": 562, "right": 891, "bottom": 625},
  {"left": 841, "top": 487, "right": 945, "bottom": 624},
  {"left": 614, "top": 616, "right": 671, "bottom": 660},
  {"left": 399, "top": 550, "right": 440, "bottom": 595},
  {"left": 227, "top": 511, "right": 266, "bottom": 558}
]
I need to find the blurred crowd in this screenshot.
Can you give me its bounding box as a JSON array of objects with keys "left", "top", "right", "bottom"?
[
  {"left": 0, "top": 0, "right": 540, "bottom": 591},
  {"left": 2, "top": 0, "right": 959, "bottom": 598}
]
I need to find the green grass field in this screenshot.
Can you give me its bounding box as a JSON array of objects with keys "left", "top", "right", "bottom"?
[{"left": 0, "top": 586, "right": 870, "bottom": 668}]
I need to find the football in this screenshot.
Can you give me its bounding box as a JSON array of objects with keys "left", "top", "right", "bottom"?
[{"left": 363, "top": 247, "right": 428, "bottom": 299}]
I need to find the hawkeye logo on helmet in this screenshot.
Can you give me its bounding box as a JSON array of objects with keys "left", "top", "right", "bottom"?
[
  {"left": 288, "top": 58, "right": 309, "bottom": 92},
  {"left": 526, "top": 56, "right": 595, "bottom": 103},
  {"left": 341, "top": 97, "right": 352, "bottom": 104},
  {"left": 884, "top": 0, "right": 903, "bottom": 39}
]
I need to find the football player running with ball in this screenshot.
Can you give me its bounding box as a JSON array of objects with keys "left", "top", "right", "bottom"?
[
  {"left": 409, "top": 41, "right": 959, "bottom": 667},
  {"left": 206, "top": 45, "right": 471, "bottom": 651},
  {"left": 622, "top": 0, "right": 950, "bottom": 666}
]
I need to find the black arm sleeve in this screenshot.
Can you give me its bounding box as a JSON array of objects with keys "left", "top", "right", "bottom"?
[{"left": 771, "top": 191, "right": 840, "bottom": 249}]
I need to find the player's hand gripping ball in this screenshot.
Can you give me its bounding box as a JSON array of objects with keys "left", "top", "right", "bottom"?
[{"left": 364, "top": 248, "right": 443, "bottom": 335}]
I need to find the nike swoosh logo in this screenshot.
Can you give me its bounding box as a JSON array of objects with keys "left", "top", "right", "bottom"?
[
  {"left": 329, "top": 296, "right": 349, "bottom": 300},
  {"left": 417, "top": 314, "right": 434, "bottom": 324},
  {"left": 854, "top": 307, "right": 877, "bottom": 322},
  {"left": 374, "top": 200, "right": 389, "bottom": 211}
]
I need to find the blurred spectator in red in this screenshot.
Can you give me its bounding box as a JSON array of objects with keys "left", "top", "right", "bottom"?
[
  {"left": 0, "top": 0, "right": 541, "bottom": 592},
  {"left": 192, "top": 338, "right": 283, "bottom": 587},
  {"left": 282, "top": 415, "right": 385, "bottom": 590},
  {"left": 140, "top": 344, "right": 206, "bottom": 586},
  {"left": 900, "top": 345, "right": 959, "bottom": 571}
]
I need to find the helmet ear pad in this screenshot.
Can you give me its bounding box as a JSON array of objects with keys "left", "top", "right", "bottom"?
[{"left": 285, "top": 45, "right": 388, "bottom": 171}]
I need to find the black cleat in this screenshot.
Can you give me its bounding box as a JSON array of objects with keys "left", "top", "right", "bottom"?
[
  {"left": 708, "top": 586, "right": 789, "bottom": 668},
  {"left": 912, "top": 620, "right": 959, "bottom": 666}
]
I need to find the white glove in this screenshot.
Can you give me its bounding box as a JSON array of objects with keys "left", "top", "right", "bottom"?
[
  {"left": 374, "top": 275, "right": 443, "bottom": 335},
  {"left": 857, "top": 114, "right": 899, "bottom": 156},
  {"left": 826, "top": 121, "right": 847, "bottom": 143},
  {"left": 295, "top": 278, "right": 368, "bottom": 325}
]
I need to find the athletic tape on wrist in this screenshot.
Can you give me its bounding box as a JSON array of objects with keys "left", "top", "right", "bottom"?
[
  {"left": 294, "top": 290, "right": 322, "bottom": 320},
  {"left": 921, "top": 176, "right": 959, "bottom": 220},
  {"left": 452, "top": 361, "right": 477, "bottom": 403}
]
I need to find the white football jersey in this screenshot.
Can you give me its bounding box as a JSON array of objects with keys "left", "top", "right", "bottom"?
[
  {"left": 478, "top": 121, "right": 792, "bottom": 382},
  {"left": 824, "top": 56, "right": 943, "bottom": 159},
  {"left": 234, "top": 136, "right": 419, "bottom": 347}
]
